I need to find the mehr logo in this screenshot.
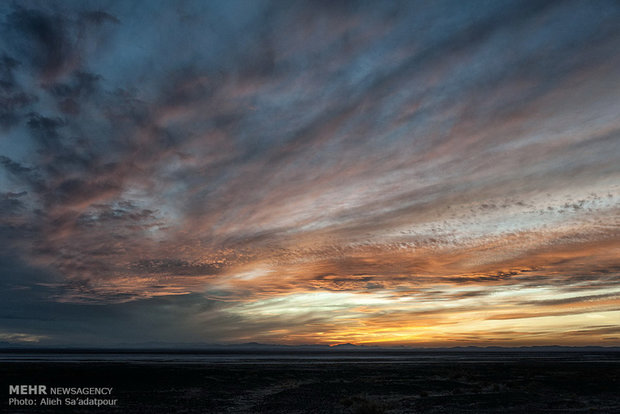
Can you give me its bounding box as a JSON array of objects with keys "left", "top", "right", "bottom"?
[{"left": 9, "top": 385, "right": 47, "bottom": 395}]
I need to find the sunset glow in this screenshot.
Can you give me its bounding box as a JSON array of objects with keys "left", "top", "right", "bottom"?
[{"left": 0, "top": 0, "right": 619, "bottom": 347}]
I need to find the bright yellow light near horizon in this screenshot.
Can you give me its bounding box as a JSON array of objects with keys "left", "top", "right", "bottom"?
[{"left": 221, "top": 288, "right": 620, "bottom": 346}]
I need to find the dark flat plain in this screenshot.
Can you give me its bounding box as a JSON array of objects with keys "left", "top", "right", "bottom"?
[{"left": 2, "top": 351, "right": 619, "bottom": 413}]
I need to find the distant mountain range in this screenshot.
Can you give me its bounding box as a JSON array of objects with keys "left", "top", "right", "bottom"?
[{"left": 1, "top": 341, "right": 619, "bottom": 352}]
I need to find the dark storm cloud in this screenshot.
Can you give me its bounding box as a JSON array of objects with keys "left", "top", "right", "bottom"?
[
  {"left": 3, "top": 7, "right": 73, "bottom": 80},
  {"left": 0, "top": 53, "right": 38, "bottom": 129},
  {"left": 1, "top": 3, "right": 118, "bottom": 83},
  {"left": 0, "top": 0, "right": 619, "bottom": 345}
]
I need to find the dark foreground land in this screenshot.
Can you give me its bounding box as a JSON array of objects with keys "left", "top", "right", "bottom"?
[{"left": 2, "top": 351, "right": 620, "bottom": 413}]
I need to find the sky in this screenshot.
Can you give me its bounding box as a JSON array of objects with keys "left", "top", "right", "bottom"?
[{"left": 0, "top": 0, "right": 619, "bottom": 347}]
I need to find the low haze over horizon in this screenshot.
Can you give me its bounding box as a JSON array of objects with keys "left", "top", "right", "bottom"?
[{"left": 0, "top": 0, "right": 619, "bottom": 347}]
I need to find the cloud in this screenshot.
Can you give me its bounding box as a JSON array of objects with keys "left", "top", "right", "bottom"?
[
  {"left": 0, "top": 0, "right": 618, "bottom": 345},
  {"left": 4, "top": 6, "right": 74, "bottom": 81}
]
